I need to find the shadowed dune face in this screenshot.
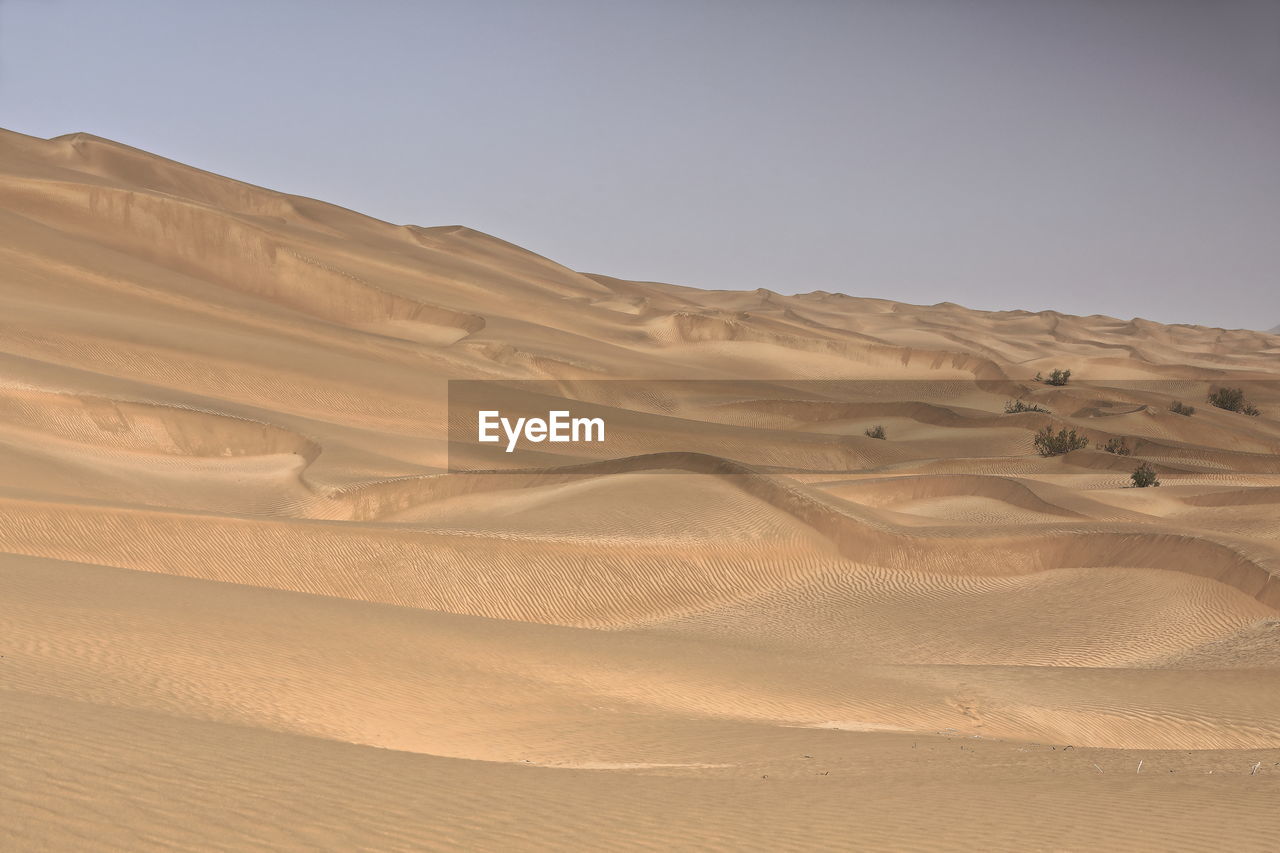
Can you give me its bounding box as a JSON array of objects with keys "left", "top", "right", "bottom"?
[
  {"left": 1, "top": 127, "right": 1279, "bottom": 851},
  {"left": 0, "top": 386, "right": 314, "bottom": 458}
]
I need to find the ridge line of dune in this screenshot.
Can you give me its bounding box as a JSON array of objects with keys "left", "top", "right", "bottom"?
[{"left": 301, "top": 452, "right": 1280, "bottom": 608}]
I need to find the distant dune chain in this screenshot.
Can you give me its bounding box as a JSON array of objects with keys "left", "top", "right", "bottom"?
[{"left": 1, "top": 128, "right": 1278, "bottom": 852}]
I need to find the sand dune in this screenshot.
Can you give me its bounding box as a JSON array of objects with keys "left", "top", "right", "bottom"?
[{"left": 1, "top": 127, "right": 1278, "bottom": 850}]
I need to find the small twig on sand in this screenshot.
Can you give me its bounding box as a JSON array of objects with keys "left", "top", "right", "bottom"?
[
  {"left": 1251, "top": 762, "right": 1261, "bottom": 776},
  {"left": 1136, "top": 760, "right": 1143, "bottom": 774},
  {"left": 1092, "top": 763, "right": 1104, "bottom": 773}
]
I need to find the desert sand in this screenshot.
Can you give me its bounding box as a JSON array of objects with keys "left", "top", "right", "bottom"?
[{"left": 1, "top": 127, "right": 1278, "bottom": 851}]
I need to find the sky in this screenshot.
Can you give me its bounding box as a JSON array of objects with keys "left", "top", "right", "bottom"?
[{"left": 1, "top": 0, "right": 1277, "bottom": 330}]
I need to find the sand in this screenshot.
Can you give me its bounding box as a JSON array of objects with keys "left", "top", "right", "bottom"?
[{"left": 1, "top": 127, "right": 1278, "bottom": 851}]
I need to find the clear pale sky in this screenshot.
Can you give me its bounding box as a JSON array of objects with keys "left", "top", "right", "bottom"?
[{"left": 2, "top": 0, "right": 1277, "bottom": 330}]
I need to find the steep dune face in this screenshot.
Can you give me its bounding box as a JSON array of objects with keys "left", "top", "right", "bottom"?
[{"left": 1, "top": 127, "right": 1278, "bottom": 851}]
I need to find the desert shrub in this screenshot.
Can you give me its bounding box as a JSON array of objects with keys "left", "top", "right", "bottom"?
[
  {"left": 1005, "top": 399, "right": 1049, "bottom": 414},
  {"left": 1169, "top": 401, "right": 1196, "bottom": 416},
  {"left": 1130, "top": 462, "right": 1160, "bottom": 488},
  {"left": 865, "top": 424, "right": 886, "bottom": 439},
  {"left": 1097, "top": 437, "right": 1131, "bottom": 455},
  {"left": 1207, "top": 387, "right": 1261, "bottom": 416},
  {"left": 1208, "top": 386, "right": 1245, "bottom": 411},
  {"left": 1045, "top": 368, "right": 1072, "bottom": 386},
  {"left": 1033, "top": 426, "right": 1089, "bottom": 456}
]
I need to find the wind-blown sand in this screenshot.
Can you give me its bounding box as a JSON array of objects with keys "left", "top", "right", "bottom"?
[{"left": 1, "top": 127, "right": 1278, "bottom": 851}]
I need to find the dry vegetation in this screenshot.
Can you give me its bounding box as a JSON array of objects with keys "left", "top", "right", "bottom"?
[{"left": 1209, "top": 387, "right": 1262, "bottom": 416}]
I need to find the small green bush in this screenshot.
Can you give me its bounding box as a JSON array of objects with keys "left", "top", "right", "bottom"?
[
  {"left": 1005, "top": 399, "right": 1049, "bottom": 414},
  {"left": 1130, "top": 462, "right": 1160, "bottom": 488},
  {"left": 1034, "top": 426, "right": 1089, "bottom": 456},
  {"left": 1208, "top": 387, "right": 1261, "bottom": 416},
  {"left": 865, "top": 424, "right": 886, "bottom": 439},
  {"left": 1169, "top": 401, "right": 1195, "bottom": 416},
  {"left": 1098, "top": 437, "right": 1131, "bottom": 456},
  {"left": 1045, "top": 368, "right": 1072, "bottom": 386}
]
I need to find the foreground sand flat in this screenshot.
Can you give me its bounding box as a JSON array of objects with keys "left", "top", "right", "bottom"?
[{"left": 0, "top": 128, "right": 1278, "bottom": 851}]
